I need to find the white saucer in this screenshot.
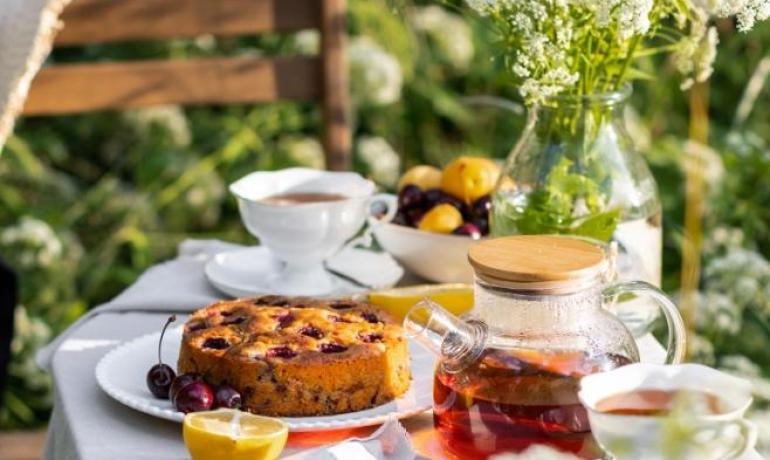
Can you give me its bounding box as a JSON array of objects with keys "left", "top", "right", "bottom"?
[{"left": 205, "top": 246, "right": 404, "bottom": 298}]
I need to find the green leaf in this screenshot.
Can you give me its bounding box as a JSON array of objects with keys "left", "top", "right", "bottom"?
[{"left": 572, "top": 208, "right": 622, "bottom": 242}]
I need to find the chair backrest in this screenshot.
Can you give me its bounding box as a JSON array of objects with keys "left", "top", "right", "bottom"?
[{"left": 21, "top": 0, "right": 351, "bottom": 170}]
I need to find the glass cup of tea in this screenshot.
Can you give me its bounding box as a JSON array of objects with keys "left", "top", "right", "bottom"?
[
  {"left": 230, "top": 168, "right": 397, "bottom": 295},
  {"left": 579, "top": 363, "right": 758, "bottom": 460}
]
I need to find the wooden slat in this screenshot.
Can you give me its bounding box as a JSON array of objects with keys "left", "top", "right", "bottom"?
[
  {"left": 0, "top": 430, "right": 46, "bottom": 460},
  {"left": 23, "top": 56, "right": 321, "bottom": 115},
  {"left": 321, "top": 0, "right": 351, "bottom": 171},
  {"left": 55, "top": 0, "right": 320, "bottom": 46}
]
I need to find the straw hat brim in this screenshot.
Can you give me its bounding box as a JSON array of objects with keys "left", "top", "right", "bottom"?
[{"left": 0, "top": 0, "right": 72, "bottom": 152}]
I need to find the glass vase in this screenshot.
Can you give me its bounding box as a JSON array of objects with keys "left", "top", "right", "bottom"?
[{"left": 490, "top": 85, "right": 662, "bottom": 334}]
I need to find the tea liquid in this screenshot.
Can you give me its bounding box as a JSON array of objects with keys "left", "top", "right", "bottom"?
[
  {"left": 433, "top": 348, "right": 631, "bottom": 459},
  {"left": 260, "top": 192, "right": 347, "bottom": 206},
  {"left": 596, "top": 389, "right": 724, "bottom": 417}
]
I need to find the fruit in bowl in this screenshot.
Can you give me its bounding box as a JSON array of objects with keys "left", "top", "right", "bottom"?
[
  {"left": 394, "top": 156, "right": 499, "bottom": 238},
  {"left": 372, "top": 156, "right": 500, "bottom": 283}
]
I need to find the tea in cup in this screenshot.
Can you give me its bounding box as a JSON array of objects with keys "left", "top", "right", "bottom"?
[
  {"left": 579, "top": 363, "right": 757, "bottom": 460},
  {"left": 230, "top": 168, "right": 397, "bottom": 295}
]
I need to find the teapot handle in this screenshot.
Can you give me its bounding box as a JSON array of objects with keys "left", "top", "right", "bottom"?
[{"left": 602, "top": 281, "right": 687, "bottom": 364}]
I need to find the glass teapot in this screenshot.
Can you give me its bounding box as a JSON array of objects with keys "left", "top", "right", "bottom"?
[{"left": 404, "top": 235, "right": 686, "bottom": 459}]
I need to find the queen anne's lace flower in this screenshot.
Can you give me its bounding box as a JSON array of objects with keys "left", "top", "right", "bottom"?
[{"left": 463, "top": 0, "right": 770, "bottom": 103}]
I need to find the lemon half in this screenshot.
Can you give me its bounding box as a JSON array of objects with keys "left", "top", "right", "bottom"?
[
  {"left": 183, "top": 409, "right": 288, "bottom": 460},
  {"left": 367, "top": 284, "right": 474, "bottom": 320}
]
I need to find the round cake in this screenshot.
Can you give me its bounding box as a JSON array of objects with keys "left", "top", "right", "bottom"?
[{"left": 177, "top": 295, "right": 411, "bottom": 416}]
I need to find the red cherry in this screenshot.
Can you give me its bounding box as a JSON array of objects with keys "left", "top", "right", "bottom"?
[
  {"left": 146, "top": 315, "right": 177, "bottom": 399},
  {"left": 170, "top": 373, "right": 203, "bottom": 406},
  {"left": 214, "top": 384, "right": 242, "bottom": 409},
  {"left": 175, "top": 381, "right": 214, "bottom": 413},
  {"left": 452, "top": 223, "right": 482, "bottom": 239}
]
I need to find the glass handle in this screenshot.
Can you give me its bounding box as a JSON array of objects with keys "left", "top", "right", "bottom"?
[{"left": 602, "top": 281, "right": 687, "bottom": 364}]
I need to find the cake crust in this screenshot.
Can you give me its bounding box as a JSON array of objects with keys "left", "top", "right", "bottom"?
[{"left": 177, "top": 295, "right": 411, "bottom": 416}]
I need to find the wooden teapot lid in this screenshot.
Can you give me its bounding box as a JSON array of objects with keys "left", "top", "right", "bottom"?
[{"left": 468, "top": 235, "right": 607, "bottom": 285}]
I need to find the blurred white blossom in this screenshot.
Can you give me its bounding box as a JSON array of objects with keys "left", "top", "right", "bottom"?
[
  {"left": 127, "top": 105, "right": 191, "bottom": 147},
  {"left": 184, "top": 172, "right": 225, "bottom": 226},
  {"left": 9, "top": 306, "right": 52, "bottom": 394},
  {"left": 674, "top": 19, "right": 719, "bottom": 90},
  {"left": 688, "top": 333, "right": 716, "bottom": 365},
  {"left": 357, "top": 136, "right": 401, "bottom": 188},
  {"left": 413, "top": 6, "right": 475, "bottom": 70},
  {"left": 294, "top": 30, "right": 320, "bottom": 55},
  {"left": 698, "top": 291, "right": 743, "bottom": 334},
  {"left": 280, "top": 136, "right": 326, "bottom": 170},
  {"left": 704, "top": 248, "right": 770, "bottom": 315},
  {"left": 1, "top": 217, "right": 63, "bottom": 268},
  {"left": 349, "top": 36, "right": 403, "bottom": 106},
  {"left": 703, "top": 226, "right": 745, "bottom": 253}
]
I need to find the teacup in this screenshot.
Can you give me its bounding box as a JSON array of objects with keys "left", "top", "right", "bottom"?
[
  {"left": 230, "top": 168, "right": 397, "bottom": 295},
  {"left": 579, "top": 363, "right": 757, "bottom": 460}
]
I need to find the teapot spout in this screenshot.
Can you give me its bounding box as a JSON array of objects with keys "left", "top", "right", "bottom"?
[{"left": 404, "top": 300, "right": 487, "bottom": 373}]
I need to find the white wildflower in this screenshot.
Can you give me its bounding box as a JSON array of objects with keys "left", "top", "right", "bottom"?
[
  {"left": 594, "top": 0, "right": 654, "bottom": 41},
  {"left": 704, "top": 248, "right": 770, "bottom": 315},
  {"left": 357, "top": 136, "right": 401, "bottom": 188},
  {"left": 674, "top": 20, "right": 719, "bottom": 90},
  {"left": 348, "top": 37, "right": 403, "bottom": 106},
  {"left": 413, "top": 6, "right": 475, "bottom": 71},
  {"left": 126, "top": 105, "right": 191, "bottom": 147},
  {"left": 1, "top": 217, "right": 63, "bottom": 268},
  {"left": 280, "top": 136, "right": 325, "bottom": 170},
  {"left": 707, "top": 226, "right": 745, "bottom": 251},
  {"left": 465, "top": 0, "right": 497, "bottom": 14},
  {"left": 697, "top": 0, "right": 770, "bottom": 31},
  {"left": 294, "top": 30, "right": 320, "bottom": 55},
  {"left": 698, "top": 292, "right": 743, "bottom": 334}
]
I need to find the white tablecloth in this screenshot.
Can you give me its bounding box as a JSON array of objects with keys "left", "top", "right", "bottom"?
[{"left": 41, "top": 239, "right": 688, "bottom": 460}]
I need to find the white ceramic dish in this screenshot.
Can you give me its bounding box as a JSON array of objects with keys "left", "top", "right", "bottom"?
[
  {"left": 204, "top": 246, "right": 403, "bottom": 298},
  {"left": 95, "top": 327, "right": 434, "bottom": 431},
  {"left": 579, "top": 364, "right": 759, "bottom": 460},
  {"left": 230, "top": 168, "right": 397, "bottom": 295},
  {"left": 373, "top": 220, "right": 477, "bottom": 283}
]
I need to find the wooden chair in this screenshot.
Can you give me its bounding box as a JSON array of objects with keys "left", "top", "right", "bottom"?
[{"left": 21, "top": 0, "right": 352, "bottom": 170}]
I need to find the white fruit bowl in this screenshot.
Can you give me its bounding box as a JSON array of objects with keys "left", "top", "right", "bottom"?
[{"left": 372, "top": 221, "right": 477, "bottom": 283}]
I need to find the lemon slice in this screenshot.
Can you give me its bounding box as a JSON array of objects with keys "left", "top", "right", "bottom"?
[
  {"left": 367, "top": 284, "right": 474, "bottom": 320},
  {"left": 183, "top": 409, "right": 288, "bottom": 460}
]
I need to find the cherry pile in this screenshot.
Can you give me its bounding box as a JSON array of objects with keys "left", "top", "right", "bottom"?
[
  {"left": 395, "top": 185, "right": 491, "bottom": 238},
  {"left": 146, "top": 316, "right": 241, "bottom": 413}
]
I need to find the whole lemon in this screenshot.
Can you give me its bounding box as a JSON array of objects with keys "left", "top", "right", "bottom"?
[
  {"left": 398, "top": 165, "right": 443, "bottom": 191},
  {"left": 440, "top": 156, "right": 500, "bottom": 204},
  {"left": 418, "top": 204, "right": 464, "bottom": 234}
]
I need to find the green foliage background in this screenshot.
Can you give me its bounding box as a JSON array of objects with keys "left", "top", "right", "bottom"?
[{"left": 2, "top": 1, "right": 770, "bottom": 444}]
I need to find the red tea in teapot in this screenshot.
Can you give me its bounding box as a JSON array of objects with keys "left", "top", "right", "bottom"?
[{"left": 433, "top": 347, "right": 632, "bottom": 459}]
